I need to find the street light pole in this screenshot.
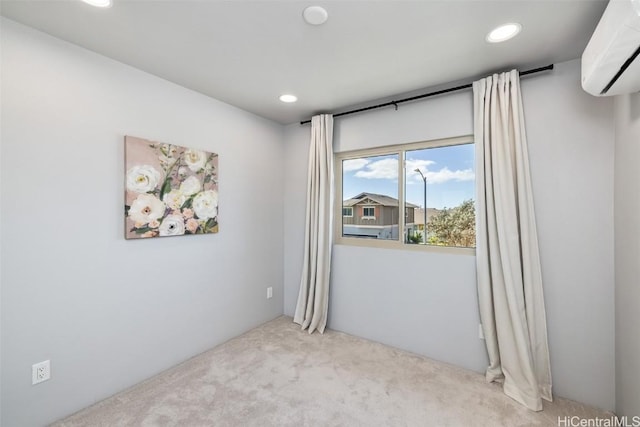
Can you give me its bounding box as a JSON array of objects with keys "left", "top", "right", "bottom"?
[{"left": 414, "top": 169, "right": 427, "bottom": 244}]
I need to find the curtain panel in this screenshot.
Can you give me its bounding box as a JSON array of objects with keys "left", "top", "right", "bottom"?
[
  {"left": 294, "top": 114, "right": 334, "bottom": 334},
  {"left": 473, "top": 70, "right": 552, "bottom": 411}
]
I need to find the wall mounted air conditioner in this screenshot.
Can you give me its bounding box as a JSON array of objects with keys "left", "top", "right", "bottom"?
[{"left": 581, "top": 0, "right": 640, "bottom": 96}]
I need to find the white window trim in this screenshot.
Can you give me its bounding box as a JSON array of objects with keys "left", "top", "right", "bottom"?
[{"left": 335, "top": 135, "right": 475, "bottom": 255}]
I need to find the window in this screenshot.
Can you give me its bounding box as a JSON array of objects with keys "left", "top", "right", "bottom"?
[
  {"left": 335, "top": 135, "right": 475, "bottom": 252},
  {"left": 362, "top": 207, "right": 375, "bottom": 218},
  {"left": 340, "top": 153, "right": 398, "bottom": 241}
]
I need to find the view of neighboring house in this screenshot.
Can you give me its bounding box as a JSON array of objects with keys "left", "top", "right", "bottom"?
[
  {"left": 342, "top": 192, "right": 418, "bottom": 240},
  {"left": 412, "top": 207, "right": 442, "bottom": 236}
]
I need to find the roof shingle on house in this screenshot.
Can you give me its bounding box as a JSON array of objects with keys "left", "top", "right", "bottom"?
[{"left": 343, "top": 192, "right": 418, "bottom": 208}]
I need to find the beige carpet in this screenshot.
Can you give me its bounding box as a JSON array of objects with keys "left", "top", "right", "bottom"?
[{"left": 54, "top": 316, "right": 612, "bottom": 426}]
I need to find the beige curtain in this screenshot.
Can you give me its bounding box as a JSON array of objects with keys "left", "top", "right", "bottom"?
[
  {"left": 474, "top": 70, "right": 552, "bottom": 411},
  {"left": 294, "top": 114, "right": 334, "bottom": 334}
]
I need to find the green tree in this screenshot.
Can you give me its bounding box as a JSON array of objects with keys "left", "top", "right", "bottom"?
[{"left": 427, "top": 199, "right": 475, "bottom": 247}]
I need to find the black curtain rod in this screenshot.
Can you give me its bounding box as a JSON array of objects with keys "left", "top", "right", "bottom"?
[{"left": 300, "top": 64, "right": 554, "bottom": 125}]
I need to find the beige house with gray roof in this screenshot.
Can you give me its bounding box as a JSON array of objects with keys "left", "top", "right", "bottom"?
[{"left": 342, "top": 192, "right": 418, "bottom": 240}]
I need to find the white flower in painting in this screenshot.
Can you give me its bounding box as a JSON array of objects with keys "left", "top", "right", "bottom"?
[
  {"left": 184, "top": 149, "right": 207, "bottom": 172},
  {"left": 129, "top": 194, "right": 166, "bottom": 224},
  {"left": 163, "top": 189, "right": 186, "bottom": 210},
  {"left": 158, "top": 214, "right": 185, "bottom": 236},
  {"left": 178, "top": 166, "right": 188, "bottom": 177},
  {"left": 193, "top": 190, "right": 218, "bottom": 220},
  {"left": 126, "top": 165, "right": 162, "bottom": 193},
  {"left": 179, "top": 175, "right": 201, "bottom": 196}
]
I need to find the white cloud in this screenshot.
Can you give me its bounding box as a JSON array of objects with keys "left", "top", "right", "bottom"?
[
  {"left": 407, "top": 158, "right": 474, "bottom": 184},
  {"left": 409, "top": 166, "right": 475, "bottom": 184},
  {"left": 349, "top": 157, "right": 475, "bottom": 184},
  {"left": 343, "top": 158, "right": 370, "bottom": 172},
  {"left": 406, "top": 159, "right": 435, "bottom": 172},
  {"left": 354, "top": 158, "right": 398, "bottom": 179},
  {"left": 430, "top": 167, "right": 474, "bottom": 183}
]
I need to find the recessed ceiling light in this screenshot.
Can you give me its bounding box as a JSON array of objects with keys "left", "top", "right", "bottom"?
[
  {"left": 81, "top": 0, "right": 112, "bottom": 7},
  {"left": 486, "top": 23, "right": 522, "bottom": 43},
  {"left": 303, "top": 6, "right": 328, "bottom": 25},
  {"left": 279, "top": 94, "right": 298, "bottom": 103}
]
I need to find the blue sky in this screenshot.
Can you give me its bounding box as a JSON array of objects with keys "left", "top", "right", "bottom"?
[{"left": 342, "top": 143, "right": 475, "bottom": 209}]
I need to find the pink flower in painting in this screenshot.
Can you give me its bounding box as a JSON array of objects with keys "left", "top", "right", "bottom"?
[
  {"left": 149, "top": 220, "right": 160, "bottom": 228},
  {"left": 183, "top": 208, "right": 194, "bottom": 219},
  {"left": 186, "top": 218, "right": 199, "bottom": 233}
]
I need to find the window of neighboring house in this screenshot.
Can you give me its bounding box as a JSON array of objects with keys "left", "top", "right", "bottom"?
[
  {"left": 335, "top": 135, "right": 476, "bottom": 252},
  {"left": 362, "top": 206, "right": 375, "bottom": 219}
]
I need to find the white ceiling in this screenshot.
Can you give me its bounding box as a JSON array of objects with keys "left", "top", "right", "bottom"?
[{"left": 1, "top": 0, "right": 608, "bottom": 125}]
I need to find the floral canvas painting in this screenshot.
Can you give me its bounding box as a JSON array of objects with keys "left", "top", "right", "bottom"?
[{"left": 124, "top": 136, "right": 218, "bottom": 239}]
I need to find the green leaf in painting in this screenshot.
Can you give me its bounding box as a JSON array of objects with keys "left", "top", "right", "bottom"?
[
  {"left": 132, "top": 226, "right": 154, "bottom": 234},
  {"left": 181, "top": 196, "right": 194, "bottom": 209},
  {"left": 204, "top": 218, "right": 218, "bottom": 232},
  {"left": 159, "top": 177, "right": 172, "bottom": 199}
]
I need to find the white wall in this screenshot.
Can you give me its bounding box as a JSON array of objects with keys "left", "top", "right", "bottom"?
[
  {"left": 1, "top": 19, "right": 284, "bottom": 427},
  {"left": 521, "top": 61, "right": 615, "bottom": 412},
  {"left": 283, "top": 59, "right": 615, "bottom": 411},
  {"left": 614, "top": 92, "right": 640, "bottom": 418}
]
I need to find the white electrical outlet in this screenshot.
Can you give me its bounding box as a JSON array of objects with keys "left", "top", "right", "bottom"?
[
  {"left": 32, "top": 360, "right": 50, "bottom": 385},
  {"left": 478, "top": 324, "right": 485, "bottom": 340},
  {"left": 267, "top": 287, "right": 273, "bottom": 299}
]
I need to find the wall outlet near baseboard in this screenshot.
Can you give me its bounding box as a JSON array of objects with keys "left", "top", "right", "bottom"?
[
  {"left": 32, "top": 360, "right": 50, "bottom": 385},
  {"left": 267, "top": 287, "right": 273, "bottom": 299}
]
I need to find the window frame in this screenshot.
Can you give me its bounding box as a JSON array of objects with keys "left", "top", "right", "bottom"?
[
  {"left": 342, "top": 207, "right": 353, "bottom": 217},
  {"left": 334, "top": 135, "right": 475, "bottom": 255}
]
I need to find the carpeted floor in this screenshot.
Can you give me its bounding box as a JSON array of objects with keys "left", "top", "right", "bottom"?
[{"left": 53, "top": 316, "right": 612, "bottom": 426}]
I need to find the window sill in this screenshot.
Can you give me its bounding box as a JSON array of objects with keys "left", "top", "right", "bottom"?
[{"left": 334, "top": 236, "right": 476, "bottom": 255}]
